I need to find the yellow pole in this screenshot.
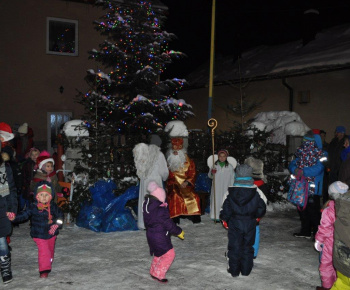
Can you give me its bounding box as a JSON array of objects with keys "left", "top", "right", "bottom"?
[
  {"left": 208, "top": 118, "right": 218, "bottom": 223},
  {"left": 208, "top": 0, "right": 216, "bottom": 120}
]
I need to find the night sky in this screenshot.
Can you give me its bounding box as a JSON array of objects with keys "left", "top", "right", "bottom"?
[{"left": 161, "top": 0, "right": 350, "bottom": 78}]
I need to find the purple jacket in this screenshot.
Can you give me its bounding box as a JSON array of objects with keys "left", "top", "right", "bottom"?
[{"left": 143, "top": 195, "right": 182, "bottom": 257}]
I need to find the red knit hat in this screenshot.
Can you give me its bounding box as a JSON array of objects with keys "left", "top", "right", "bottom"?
[
  {"left": 218, "top": 149, "right": 229, "bottom": 157},
  {"left": 0, "top": 122, "right": 14, "bottom": 142},
  {"left": 36, "top": 150, "right": 55, "bottom": 170}
]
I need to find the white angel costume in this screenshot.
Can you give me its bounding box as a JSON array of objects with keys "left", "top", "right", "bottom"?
[
  {"left": 133, "top": 143, "right": 169, "bottom": 229},
  {"left": 207, "top": 155, "right": 237, "bottom": 220}
]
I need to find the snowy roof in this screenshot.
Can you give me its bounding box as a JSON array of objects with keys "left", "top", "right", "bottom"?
[{"left": 187, "top": 24, "right": 350, "bottom": 87}]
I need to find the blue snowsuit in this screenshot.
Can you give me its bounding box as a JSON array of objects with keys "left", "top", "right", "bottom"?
[{"left": 220, "top": 184, "right": 266, "bottom": 276}]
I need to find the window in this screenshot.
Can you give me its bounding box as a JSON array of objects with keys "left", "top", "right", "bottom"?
[
  {"left": 47, "top": 112, "right": 72, "bottom": 153},
  {"left": 46, "top": 17, "right": 78, "bottom": 56},
  {"left": 298, "top": 90, "right": 311, "bottom": 104}
]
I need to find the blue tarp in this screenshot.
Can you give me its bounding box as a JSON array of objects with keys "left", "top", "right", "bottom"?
[
  {"left": 195, "top": 173, "right": 212, "bottom": 194},
  {"left": 77, "top": 174, "right": 213, "bottom": 232},
  {"left": 76, "top": 180, "right": 139, "bottom": 232}
]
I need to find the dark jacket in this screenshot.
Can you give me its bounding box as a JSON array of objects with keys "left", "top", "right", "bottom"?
[
  {"left": 143, "top": 195, "right": 182, "bottom": 257},
  {"left": 0, "top": 162, "right": 18, "bottom": 238},
  {"left": 15, "top": 128, "right": 34, "bottom": 162},
  {"left": 14, "top": 181, "right": 63, "bottom": 239},
  {"left": 338, "top": 149, "right": 350, "bottom": 187},
  {"left": 328, "top": 135, "right": 347, "bottom": 181},
  {"left": 220, "top": 185, "right": 266, "bottom": 276},
  {"left": 220, "top": 186, "right": 266, "bottom": 225},
  {"left": 21, "top": 158, "right": 36, "bottom": 200},
  {"left": 1, "top": 146, "right": 22, "bottom": 196}
]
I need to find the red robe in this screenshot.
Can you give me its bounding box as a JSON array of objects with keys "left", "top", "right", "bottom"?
[{"left": 166, "top": 155, "right": 201, "bottom": 218}]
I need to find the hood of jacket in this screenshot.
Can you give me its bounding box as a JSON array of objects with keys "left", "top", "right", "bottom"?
[
  {"left": 143, "top": 195, "right": 164, "bottom": 214},
  {"left": 314, "top": 134, "right": 323, "bottom": 149},
  {"left": 229, "top": 186, "right": 257, "bottom": 206}
]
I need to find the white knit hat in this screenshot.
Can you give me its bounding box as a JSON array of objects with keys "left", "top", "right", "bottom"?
[
  {"left": 164, "top": 121, "right": 188, "bottom": 137},
  {"left": 18, "top": 123, "right": 28, "bottom": 134},
  {"left": 329, "top": 181, "right": 349, "bottom": 194},
  {"left": 328, "top": 181, "right": 349, "bottom": 200}
]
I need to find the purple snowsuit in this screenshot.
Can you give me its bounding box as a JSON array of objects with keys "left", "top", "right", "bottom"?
[{"left": 143, "top": 195, "right": 182, "bottom": 257}]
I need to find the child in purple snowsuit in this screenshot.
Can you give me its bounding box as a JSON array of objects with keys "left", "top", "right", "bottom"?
[{"left": 143, "top": 181, "right": 184, "bottom": 284}]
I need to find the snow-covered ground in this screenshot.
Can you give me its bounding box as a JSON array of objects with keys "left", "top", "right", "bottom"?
[{"left": 6, "top": 208, "right": 320, "bottom": 290}]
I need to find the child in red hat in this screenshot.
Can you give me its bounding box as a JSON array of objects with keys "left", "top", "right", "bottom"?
[{"left": 30, "top": 151, "right": 61, "bottom": 203}]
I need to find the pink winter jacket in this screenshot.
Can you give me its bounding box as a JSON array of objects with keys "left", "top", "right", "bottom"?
[{"left": 315, "top": 200, "right": 336, "bottom": 289}]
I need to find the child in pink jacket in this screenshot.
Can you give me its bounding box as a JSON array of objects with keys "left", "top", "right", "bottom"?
[{"left": 314, "top": 181, "right": 349, "bottom": 290}]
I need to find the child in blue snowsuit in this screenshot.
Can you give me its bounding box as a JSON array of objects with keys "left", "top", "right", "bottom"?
[
  {"left": 220, "top": 164, "right": 266, "bottom": 277},
  {"left": 244, "top": 156, "right": 268, "bottom": 258}
]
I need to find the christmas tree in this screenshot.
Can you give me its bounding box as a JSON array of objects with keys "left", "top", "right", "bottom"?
[
  {"left": 65, "top": 0, "right": 193, "bottom": 217},
  {"left": 79, "top": 0, "right": 193, "bottom": 133}
]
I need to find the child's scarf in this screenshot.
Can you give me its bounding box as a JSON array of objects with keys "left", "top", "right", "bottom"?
[{"left": 37, "top": 202, "right": 53, "bottom": 224}]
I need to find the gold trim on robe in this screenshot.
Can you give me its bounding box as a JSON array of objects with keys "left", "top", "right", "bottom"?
[{"left": 166, "top": 155, "right": 201, "bottom": 218}]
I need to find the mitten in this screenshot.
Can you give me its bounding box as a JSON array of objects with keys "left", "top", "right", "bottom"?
[
  {"left": 6, "top": 212, "right": 16, "bottom": 221},
  {"left": 222, "top": 220, "right": 228, "bottom": 229},
  {"left": 314, "top": 240, "right": 323, "bottom": 252},
  {"left": 177, "top": 230, "right": 185, "bottom": 240},
  {"left": 49, "top": 224, "right": 59, "bottom": 235},
  {"left": 211, "top": 168, "right": 217, "bottom": 175}
]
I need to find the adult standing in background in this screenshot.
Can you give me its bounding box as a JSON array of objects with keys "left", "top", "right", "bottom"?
[
  {"left": 338, "top": 136, "right": 350, "bottom": 187},
  {"left": 15, "top": 123, "right": 34, "bottom": 163},
  {"left": 328, "top": 126, "right": 347, "bottom": 184}
]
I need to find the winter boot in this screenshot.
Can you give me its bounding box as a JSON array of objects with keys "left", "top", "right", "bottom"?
[
  {"left": 150, "top": 274, "right": 168, "bottom": 283},
  {"left": 39, "top": 270, "right": 50, "bottom": 278},
  {"left": 0, "top": 253, "right": 13, "bottom": 284}
]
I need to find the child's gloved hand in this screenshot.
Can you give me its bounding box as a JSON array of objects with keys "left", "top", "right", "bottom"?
[
  {"left": 49, "top": 224, "right": 59, "bottom": 235},
  {"left": 6, "top": 212, "right": 16, "bottom": 221},
  {"left": 314, "top": 240, "right": 323, "bottom": 252},
  {"left": 177, "top": 230, "right": 185, "bottom": 240},
  {"left": 222, "top": 220, "right": 228, "bottom": 229},
  {"left": 211, "top": 168, "right": 217, "bottom": 175}
]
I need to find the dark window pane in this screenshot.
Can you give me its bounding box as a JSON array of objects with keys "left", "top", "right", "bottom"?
[{"left": 49, "top": 20, "right": 76, "bottom": 53}]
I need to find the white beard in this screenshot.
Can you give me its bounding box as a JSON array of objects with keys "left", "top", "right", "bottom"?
[{"left": 167, "top": 149, "right": 186, "bottom": 172}]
